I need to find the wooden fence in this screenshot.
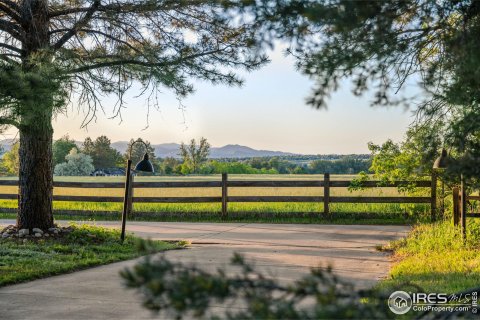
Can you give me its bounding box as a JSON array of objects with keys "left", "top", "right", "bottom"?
[
  {"left": 452, "top": 185, "right": 480, "bottom": 238},
  {"left": 0, "top": 173, "right": 436, "bottom": 219}
]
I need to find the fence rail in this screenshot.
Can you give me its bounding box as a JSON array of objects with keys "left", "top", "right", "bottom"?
[{"left": 0, "top": 173, "right": 436, "bottom": 219}]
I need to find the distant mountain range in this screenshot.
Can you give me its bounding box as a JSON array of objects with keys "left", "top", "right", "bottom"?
[
  {"left": 111, "top": 142, "right": 295, "bottom": 158},
  {"left": 0, "top": 139, "right": 295, "bottom": 159}
]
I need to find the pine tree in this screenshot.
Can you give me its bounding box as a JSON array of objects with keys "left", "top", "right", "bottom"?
[{"left": 0, "top": 1, "right": 267, "bottom": 229}]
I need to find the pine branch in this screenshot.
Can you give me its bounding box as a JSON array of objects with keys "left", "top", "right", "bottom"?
[
  {"left": 52, "top": 0, "right": 101, "bottom": 50},
  {"left": 0, "top": 42, "right": 22, "bottom": 54},
  {"left": 66, "top": 49, "right": 225, "bottom": 74},
  {"left": 0, "top": 117, "right": 19, "bottom": 128},
  {"left": 0, "top": 18, "right": 23, "bottom": 41},
  {"left": 0, "top": 2, "right": 22, "bottom": 23}
]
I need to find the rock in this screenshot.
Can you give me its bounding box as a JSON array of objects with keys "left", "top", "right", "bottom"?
[
  {"left": 54, "top": 230, "right": 59, "bottom": 234},
  {"left": 22, "top": 239, "right": 28, "bottom": 244},
  {"left": 48, "top": 227, "right": 58, "bottom": 232},
  {"left": 32, "top": 228, "right": 43, "bottom": 234},
  {"left": 44, "top": 233, "right": 49, "bottom": 237},
  {"left": 2, "top": 233, "right": 9, "bottom": 238},
  {"left": 18, "top": 229, "right": 29, "bottom": 237},
  {"left": 34, "top": 233, "right": 42, "bottom": 238}
]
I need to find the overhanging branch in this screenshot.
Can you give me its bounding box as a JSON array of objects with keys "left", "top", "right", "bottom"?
[
  {"left": 66, "top": 49, "right": 224, "bottom": 74},
  {"left": 0, "top": 42, "right": 23, "bottom": 54},
  {"left": 52, "top": 0, "right": 101, "bottom": 50},
  {"left": 0, "top": 19, "right": 23, "bottom": 41},
  {"left": 0, "top": 117, "right": 19, "bottom": 128},
  {"left": 0, "top": 3, "right": 21, "bottom": 23}
]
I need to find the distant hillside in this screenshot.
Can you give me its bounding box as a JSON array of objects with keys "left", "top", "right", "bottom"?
[
  {"left": 0, "top": 139, "right": 368, "bottom": 160},
  {"left": 209, "top": 144, "right": 294, "bottom": 158},
  {"left": 111, "top": 141, "right": 181, "bottom": 157},
  {"left": 111, "top": 142, "right": 294, "bottom": 158}
]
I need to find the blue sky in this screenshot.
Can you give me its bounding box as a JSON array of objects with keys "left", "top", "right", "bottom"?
[{"left": 5, "top": 47, "right": 415, "bottom": 154}]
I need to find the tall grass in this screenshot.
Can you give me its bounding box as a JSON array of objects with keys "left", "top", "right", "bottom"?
[{"left": 380, "top": 220, "right": 480, "bottom": 292}]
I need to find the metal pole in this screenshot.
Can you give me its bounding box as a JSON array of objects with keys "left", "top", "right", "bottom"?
[{"left": 121, "top": 159, "right": 132, "bottom": 242}]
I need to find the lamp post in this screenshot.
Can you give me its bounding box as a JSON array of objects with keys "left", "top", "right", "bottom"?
[
  {"left": 433, "top": 148, "right": 448, "bottom": 219},
  {"left": 120, "top": 139, "right": 154, "bottom": 242}
]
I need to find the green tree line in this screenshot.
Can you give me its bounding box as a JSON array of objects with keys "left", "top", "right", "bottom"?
[{"left": 0, "top": 136, "right": 371, "bottom": 176}]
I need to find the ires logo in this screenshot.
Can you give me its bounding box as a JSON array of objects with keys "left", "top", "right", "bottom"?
[
  {"left": 412, "top": 293, "right": 448, "bottom": 304},
  {"left": 388, "top": 291, "right": 412, "bottom": 315}
]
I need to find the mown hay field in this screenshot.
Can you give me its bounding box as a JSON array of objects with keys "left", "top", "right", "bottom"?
[{"left": 0, "top": 175, "right": 431, "bottom": 221}]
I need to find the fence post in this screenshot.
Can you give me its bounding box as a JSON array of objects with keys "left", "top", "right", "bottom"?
[
  {"left": 431, "top": 172, "right": 437, "bottom": 222},
  {"left": 452, "top": 187, "right": 460, "bottom": 226},
  {"left": 460, "top": 176, "right": 467, "bottom": 240},
  {"left": 127, "top": 173, "right": 134, "bottom": 217},
  {"left": 324, "top": 173, "right": 330, "bottom": 216},
  {"left": 222, "top": 173, "right": 228, "bottom": 219}
]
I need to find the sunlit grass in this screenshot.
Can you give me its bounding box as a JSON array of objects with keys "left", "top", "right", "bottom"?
[
  {"left": 379, "top": 220, "right": 480, "bottom": 292},
  {"left": 0, "top": 223, "right": 178, "bottom": 287}
]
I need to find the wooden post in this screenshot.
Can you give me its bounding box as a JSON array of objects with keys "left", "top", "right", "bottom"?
[
  {"left": 452, "top": 187, "right": 460, "bottom": 226},
  {"left": 460, "top": 175, "right": 467, "bottom": 240},
  {"left": 127, "top": 173, "right": 134, "bottom": 217},
  {"left": 324, "top": 173, "right": 330, "bottom": 216},
  {"left": 431, "top": 172, "right": 437, "bottom": 222},
  {"left": 221, "top": 173, "right": 228, "bottom": 219},
  {"left": 439, "top": 180, "right": 445, "bottom": 219}
]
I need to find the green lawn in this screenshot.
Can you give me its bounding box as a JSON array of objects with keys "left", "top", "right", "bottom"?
[
  {"left": 0, "top": 223, "right": 179, "bottom": 287},
  {"left": 379, "top": 220, "right": 480, "bottom": 293}
]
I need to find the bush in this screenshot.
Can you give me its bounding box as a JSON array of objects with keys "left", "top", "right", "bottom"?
[{"left": 54, "top": 148, "right": 94, "bottom": 176}]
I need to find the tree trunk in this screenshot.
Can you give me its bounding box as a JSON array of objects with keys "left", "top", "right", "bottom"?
[
  {"left": 15, "top": 0, "right": 54, "bottom": 230},
  {"left": 17, "top": 112, "right": 54, "bottom": 230}
]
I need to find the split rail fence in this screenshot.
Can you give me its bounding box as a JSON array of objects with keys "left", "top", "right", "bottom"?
[
  {"left": 452, "top": 185, "right": 480, "bottom": 238},
  {"left": 0, "top": 173, "right": 437, "bottom": 219}
]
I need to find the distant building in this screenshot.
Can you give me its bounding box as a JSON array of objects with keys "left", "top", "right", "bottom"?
[{"left": 91, "top": 168, "right": 125, "bottom": 176}]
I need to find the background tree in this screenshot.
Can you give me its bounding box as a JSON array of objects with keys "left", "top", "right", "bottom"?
[
  {"left": 179, "top": 138, "right": 210, "bottom": 174},
  {"left": 160, "top": 157, "right": 179, "bottom": 175},
  {"left": 0, "top": 0, "right": 268, "bottom": 229},
  {"left": 125, "top": 138, "right": 155, "bottom": 168},
  {"left": 241, "top": 0, "right": 480, "bottom": 182},
  {"left": 82, "top": 136, "right": 122, "bottom": 169},
  {"left": 53, "top": 135, "right": 77, "bottom": 166},
  {"left": 2, "top": 142, "right": 19, "bottom": 175},
  {"left": 54, "top": 148, "right": 94, "bottom": 176}
]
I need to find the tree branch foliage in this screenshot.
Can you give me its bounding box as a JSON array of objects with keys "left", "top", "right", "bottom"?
[
  {"left": 241, "top": 0, "right": 480, "bottom": 181},
  {"left": 121, "top": 250, "right": 392, "bottom": 319},
  {"left": 0, "top": 0, "right": 269, "bottom": 129}
]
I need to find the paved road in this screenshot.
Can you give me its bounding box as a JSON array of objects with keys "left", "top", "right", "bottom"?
[{"left": 0, "top": 221, "right": 409, "bottom": 319}]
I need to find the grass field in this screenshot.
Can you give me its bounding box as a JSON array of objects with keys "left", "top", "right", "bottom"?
[{"left": 0, "top": 174, "right": 432, "bottom": 222}]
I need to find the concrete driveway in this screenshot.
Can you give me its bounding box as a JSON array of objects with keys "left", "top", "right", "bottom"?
[{"left": 0, "top": 221, "right": 409, "bottom": 319}]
